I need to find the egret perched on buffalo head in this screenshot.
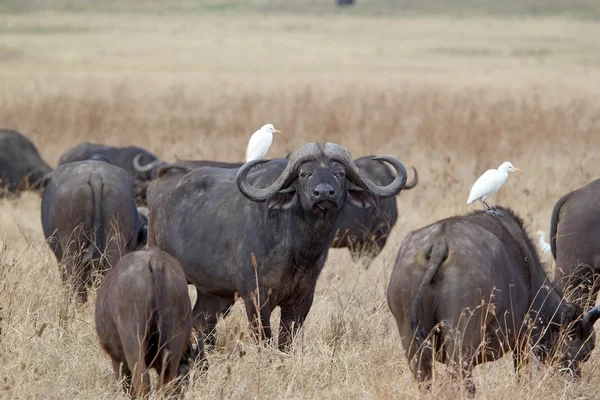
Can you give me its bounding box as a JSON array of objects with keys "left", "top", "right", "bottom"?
[
  {"left": 467, "top": 161, "right": 521, "bottom": 210},
  {"left": 245, "top": 123, "right": 281, "bottom": 162}
]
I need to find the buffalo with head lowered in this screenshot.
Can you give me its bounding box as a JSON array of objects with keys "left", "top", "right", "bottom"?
[
  {"left": 0, "top": 129, "right": 52, "bottom": 197},
  {"left": 42, "top": 160, "right": 149, "bottom": 303},
  {"left": 149, "top": 142, "right": 408, "bottom": 350},
  {"left": 550, "top": 179, "right": 600, "bottom": 311},
  {"left": 387, "top": 206, "right": 600, "bottom": 395},
  {"left": 58, "top": 142, "right": 162, "bottom": 203}
]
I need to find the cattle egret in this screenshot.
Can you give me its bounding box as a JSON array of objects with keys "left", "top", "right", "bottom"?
[
  {"left": 537, "top": 231, "right": 551, "bottom": 254},
  {"left": 245, "top": 124, "right": 281, "bottom": 162},
  {"left": 467, "top": 161, "right": 521, "bottom": 210}
]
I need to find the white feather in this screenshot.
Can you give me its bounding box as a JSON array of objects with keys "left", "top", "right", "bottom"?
[
  {"left": 245, "top": 124, "right": 279, "bottom": 162},
  {"left": 466, "top": 161, "right": 519, "bottom": 205}
]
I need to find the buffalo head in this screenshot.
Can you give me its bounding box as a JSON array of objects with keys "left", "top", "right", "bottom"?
[
  {"left": 554, "top": 304, "right": 600, "bottom": 377},
  {"left": 236, "top": 142, "right": 407, "bottom": 215}
]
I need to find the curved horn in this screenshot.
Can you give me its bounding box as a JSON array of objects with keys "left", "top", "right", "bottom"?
[
  {"left": 404, "top": 166, "right": 419, "bottom": 190},
  {"left": 133, "top": 153, "right": 162, "bottom": 173},
  {"left": 323, "top": 143, "right": 407, "bottom": 199},
  {"left": 582, "top": 305, "right": 600, "bottom": 333},
  {"left": 236, "top": 143, "right": 321, "bottom": 202}
]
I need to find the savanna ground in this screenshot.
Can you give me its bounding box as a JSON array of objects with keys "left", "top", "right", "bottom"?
[{"left": 1, "top": 1, "right": 600, "bottom": 399}]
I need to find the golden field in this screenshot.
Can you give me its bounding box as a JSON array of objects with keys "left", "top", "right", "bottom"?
[{"left": 1, "top": 3, "right": 600, "bottom": 399}]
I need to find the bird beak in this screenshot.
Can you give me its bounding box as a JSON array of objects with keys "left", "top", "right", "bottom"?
[
  {"left": 273, "top": 129, "right": 281, "bottom": 134},
  {"left": 513, "top": 167, "right": 521, "bottom": 171}
]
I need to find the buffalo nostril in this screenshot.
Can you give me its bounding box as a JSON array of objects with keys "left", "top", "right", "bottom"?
[
  {"left": 329, "top": 189, "right": 335, "bottom": 196},
  {"left": 313, "top": 190, "right": 320, "bottom": 197}
]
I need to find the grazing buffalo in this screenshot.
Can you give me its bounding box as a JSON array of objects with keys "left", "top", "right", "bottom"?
[
  {"left": 550, "top": 179, "right": 600, "bottom": 310},
  {"left": 95, "top": 248, "right": 204, "bottom": 397},
  {"left": 387, "top": 206, "right": 600, "bottom": 395},
  {"left": 58, "top": 142, "right": 162, "bottom": 202},
  {"left": 149, "top": 142, "right": 408, "bottom": 349},
  {"left": 0, "top": 129, "right": 52, "bottom": 196},
  {"left": 41, "top": 160, "right": 148, "bottom": 303},
  {"left": 331, "top": 155, "right": 418, "bottom": 268}
]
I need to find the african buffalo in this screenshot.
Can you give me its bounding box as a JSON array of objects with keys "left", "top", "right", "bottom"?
[
  {"left": 0, "top": 129, "right": 52, "bottom": 196},
  {"left": 387, "top": 206, "right": 600, "bottom": 395},
  {"left": 95, "top": 248, "right": 204, "bottom": 397},
  {"left": 147, "top": 155, "right": 417, "bottom": 269},
  {"left": 149, "top": 142, "right": 408, "bottom": 349},
  {"left": 41, "top": 160, "right": 148, "bottom": 303},
  {"left": 58, "top": 142, "right": 162, "bottom": 202},
  {"left": 550, "top": 179, "right": 600, "bottom": 311},
  {"left": 331, "top": 156, "right": 418, "bottom": 268}
]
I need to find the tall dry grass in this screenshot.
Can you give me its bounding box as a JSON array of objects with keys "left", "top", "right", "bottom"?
[{"left": 0, "top": 77, "right": 599, "bottom": 399}]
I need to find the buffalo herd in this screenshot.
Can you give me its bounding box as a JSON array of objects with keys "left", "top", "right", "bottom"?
[{"left": 1, "top": 129, "right": 599, "bottom": 396}]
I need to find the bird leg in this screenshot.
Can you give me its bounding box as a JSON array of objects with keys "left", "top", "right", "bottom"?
[{"left": 480, "top": 199, "right": 490, "bottom": 210}]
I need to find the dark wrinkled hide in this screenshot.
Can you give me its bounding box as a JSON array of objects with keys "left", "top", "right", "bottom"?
[
  {"left": 58, "top": 142, "right": 161, "bottom": 203},
  {"left": 145, "top": 159, "right": 243, "bottom": 207},
  {"left": 149, "top": 143, "right": 407, "bottom": 350},
  {"left": 551, "top": 179, "right": 600, "bottom": 310},
  {"left": 331, "top": 156, "right": 418, "bottom": 268},
  {"left": 95, "top": 249, "right": 205, "bottom": 397},
  {"left": 147, "top": 156, "right": 417, "bottom": 269},
  {"left": 387, "top": 206, "right": 600, "bottom": 395},
  {"left": 41, "top": 160, "right": 148, "bottom": 303},
  {"left": 0, "top": 129, "right": 52, "bottom": 197}
]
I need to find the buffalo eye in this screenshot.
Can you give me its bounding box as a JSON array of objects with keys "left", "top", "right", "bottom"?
[
  {"left": 300, "top": 172, "right": 308, "bottom": 179},
  {"left": 336, "top": 171, "right": 345, "bottom": 179}
]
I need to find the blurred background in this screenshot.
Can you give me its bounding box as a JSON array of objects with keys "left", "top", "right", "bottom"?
[{"left": 1, "top": 1, "right": 600, "bottom": 398}]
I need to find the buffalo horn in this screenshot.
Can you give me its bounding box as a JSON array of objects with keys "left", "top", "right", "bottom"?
[{"left": 133, "top": 153, "right": 162, "bottom": 173}]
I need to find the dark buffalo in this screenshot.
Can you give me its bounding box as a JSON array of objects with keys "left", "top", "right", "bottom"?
[
  {"left": 41, "top": 160, "right": 148, "bottom": 303},
  {"left": 550, "top": 179, "right": 600, "bottom": 311},
  {"left": 95, "top": 248, "right": 204, "bottom": 397},
  {"left": 149, "top": 142, "right": 408, "bottom": 349},
  {"left": 58, "top": 142, "right": 162, "bottom": 202},
  {"left": 387, "top": 206, "right": 600, "bottom": 395},
  {"left": 147, "top": 155, "right": 417, "bottom": 269},
  {"left": 331, "top": 155, "right": 418, "bottom": 268},
  {"left": 0, "top": 129, "right": 52, "bottom": 196}
]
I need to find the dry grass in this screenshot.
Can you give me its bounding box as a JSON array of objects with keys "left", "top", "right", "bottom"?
[{"left": 1, "top": 8, "right": 600, "bottom": 400}]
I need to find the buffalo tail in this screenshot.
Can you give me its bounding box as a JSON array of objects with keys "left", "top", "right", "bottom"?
[
  {"left": 82, "top": 175, "right": 104, "bottom": 265},
  {"left": 549, "top": 191, "right": 573, "bottom": 260},
  {"left": 409, "top": 240, "right": 449, "bottom": 361}
]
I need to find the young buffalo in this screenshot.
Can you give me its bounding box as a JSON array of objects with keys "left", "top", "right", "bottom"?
[
  {"left": 387, "top": 206, "right": 600, "bottom": 395},
  {"left": 95, "top": 248, "right": 205, "bottom": 397}
]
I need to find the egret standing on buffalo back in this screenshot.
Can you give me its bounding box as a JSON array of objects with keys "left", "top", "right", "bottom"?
[
  {"left": 245, "top": 124, "right": 281, "bottom": 162},
  {"left": 467, "top": 161, "right": 520, "bottom": 210}
]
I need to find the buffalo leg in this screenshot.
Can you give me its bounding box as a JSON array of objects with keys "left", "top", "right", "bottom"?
[
  {"left": 192, "top": 291, "right": 234, "bottom": 348},
  {"left": 244, "top": 298, "right": 273, "bottom": 345},
  {"left": 278, "top": 294, "right": 315, "bottom": 351},
  {"left": 112, "top": 359, "right": 132, "bottom": 394}
]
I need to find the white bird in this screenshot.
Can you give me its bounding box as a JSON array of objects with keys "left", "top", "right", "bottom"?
[
  {"left": 537, "top": 231, "right": 551, "bottom": 254},
  {"left": 466, "top": 161, "right": 521, "bottom": 210},
  {"left": 245, "top": 124, "right": 281, "bottom": 162}
]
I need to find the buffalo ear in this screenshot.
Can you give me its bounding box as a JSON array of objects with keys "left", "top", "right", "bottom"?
[
  {"left": 347, "top": 186, "right": 378, "bottom": 209},
  {"left": 267, "top": 191, "right": 298, "bottom": 215}
]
